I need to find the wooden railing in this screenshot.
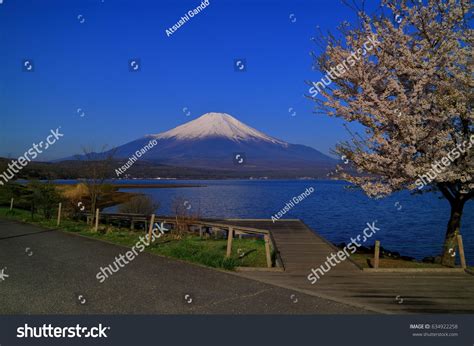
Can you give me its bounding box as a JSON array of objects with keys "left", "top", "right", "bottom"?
[
  {"left": 81, "top": 211, "right": 278, "bottom": 268},
  {"left": 372, "top": 237, "right": 467, "bottom": 269}
]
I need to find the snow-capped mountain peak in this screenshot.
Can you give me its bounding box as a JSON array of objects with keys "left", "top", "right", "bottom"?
[
  {"left": 152, "top": 112, "right": 286, "bottom": 144},
  {"left": 60, "top": 111, "right": 336, "bottom": 173}
]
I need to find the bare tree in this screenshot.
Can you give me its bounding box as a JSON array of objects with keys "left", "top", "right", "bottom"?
[
  {"left": 310, "top": 0, "right": 472, "bottom": 266},
  {"left": 80, "top": 146, "right": 117, "bottom": 225},
  {"left": 171, "top": 196, "right": 200, "bottom": 239},
  {"left": 119, "top": 195, "right": 160, "bottom": 215}
]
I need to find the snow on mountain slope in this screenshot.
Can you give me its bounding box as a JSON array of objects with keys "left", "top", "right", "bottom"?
[
  {"left": 152, "top": 112, "right": 287, "bottom": 145},
  {"left": 59, "top": 112, "right": 336, "bottom": 174}
]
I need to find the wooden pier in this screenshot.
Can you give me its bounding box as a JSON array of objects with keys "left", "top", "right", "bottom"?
[
  {"left": 82, "top": 212, "right": 474, "bottom": 313},
  {"left": 223, "top": 219, "right": 474, "bottom": 314}
]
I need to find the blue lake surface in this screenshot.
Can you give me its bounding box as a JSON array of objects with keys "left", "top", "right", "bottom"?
[{"left": 103, "top": 179, "right": 473, "bottom": 265}]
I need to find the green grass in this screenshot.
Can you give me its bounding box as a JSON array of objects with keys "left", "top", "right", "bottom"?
[
  {"left": 0, "top": 207, "right": 91, "bottom": 233},
  {"left": 350, "top": 253, "right": 446, "bottom": 269},
  {"left": 149, "top": 237, "right": 267, "bottom": 269},
  {"left": 0, "top": 207, "right": 267, "bottom": 270}
]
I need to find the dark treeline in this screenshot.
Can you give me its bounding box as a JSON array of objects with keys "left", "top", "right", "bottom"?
[{"left": 0, "top": 158, "right": 333, "bottom": 180}]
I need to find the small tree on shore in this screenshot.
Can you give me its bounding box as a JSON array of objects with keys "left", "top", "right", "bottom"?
[
  {"left": 310, "top": 0, "right": 472, "bottom": 266},
  {"left": 79, "top": 146, "right": 117, "bottom": 224},
  {"left": 118, "top": 195, "right": 160, "bottom": 215},
  {"left": 27, "top": 180, "right": 61, "bottom": 220},
  {"left": 0, "top": 181, "right": 24, "bottom": 208},
  {"left": 171, "top": 196, "right": 200, "bottom": 239}
]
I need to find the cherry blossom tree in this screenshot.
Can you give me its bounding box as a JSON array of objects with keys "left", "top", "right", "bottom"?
[{"left": 310, "top": 0, "right": 472, "bottom": 266}]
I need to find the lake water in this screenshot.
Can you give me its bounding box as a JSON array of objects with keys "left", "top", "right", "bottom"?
[{"left": 104, "top": 179, "right": 473, "bottom": 265}]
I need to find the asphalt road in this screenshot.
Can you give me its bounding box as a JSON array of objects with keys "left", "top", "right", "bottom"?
[{"left": 0, "top": 218, "right": 369, "bottom": 314}]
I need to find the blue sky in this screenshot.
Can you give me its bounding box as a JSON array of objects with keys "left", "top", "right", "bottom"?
[{"left": 0, "top": 0, "right": 379, "bottom": 160}]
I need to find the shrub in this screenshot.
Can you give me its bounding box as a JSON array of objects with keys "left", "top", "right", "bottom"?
[
  {"left": 118, "top": 195, "right": 159, "bottom": 215},
  {"left": 26, "top": 180, "right": 61, "bottom": 220}
]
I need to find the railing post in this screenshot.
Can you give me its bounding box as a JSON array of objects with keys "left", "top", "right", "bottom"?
[
  {"left": 264, "top": 234, "right": 272, "bottom": 268},
  {"left": 226, "top": 227, "right": 234, "bottom": 258},
  {"left": 10, "top": 198, "right": 14, "bottom": 211},
  {"left": 199, "top": 225, "right": 203, "bottom": 238},
  {"left": 457, "top": 234, "right": 467, "bottom": 269},
  {"left": 94, "top": 208, "right": 100, "bottom": 232},
  {"left": 57, "top": 202, "right": 62, "bottom": 226},
  {"left": 148, "top": 214, "right": 156, "bottom": 243},
  {"left": 374, "top": 240, "right": 380, "bottom": 269}
]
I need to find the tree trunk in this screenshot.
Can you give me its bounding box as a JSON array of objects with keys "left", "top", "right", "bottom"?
[
  {"left": 90, "top": 196, "right": 97, "bottom": 226},
  {"left": 89, "top": 186, "right": 99, "bottom": 226},
  {"left": 30, "top": 201, "right": 35, "bottom": 220},
  {"left": 441, "top": 198, "right": 465, "bottom": 267}
]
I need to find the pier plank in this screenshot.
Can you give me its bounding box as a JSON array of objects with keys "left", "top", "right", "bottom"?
[{"left": 215, "top": 219, "right": 474, "bottom": 314}]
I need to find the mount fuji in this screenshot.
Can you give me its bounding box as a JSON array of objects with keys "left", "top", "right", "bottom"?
[{"left": 67, "top": 112, "right": 336, "bottom": 174}]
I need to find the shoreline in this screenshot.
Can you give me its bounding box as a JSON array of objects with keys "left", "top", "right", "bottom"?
[{"left": 111, "top": 183, "right": 205, "bottom": 189}]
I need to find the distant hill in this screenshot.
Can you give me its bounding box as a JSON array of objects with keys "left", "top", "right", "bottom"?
[{"left": 0, "top": 157, "right": 334, "bottom": 180}]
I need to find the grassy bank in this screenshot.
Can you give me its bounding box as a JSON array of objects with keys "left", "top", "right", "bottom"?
[
  {"left": 350, "top": 253, "right": 445, "bottom": 269},
  {"left": 0, "top": 207, "right": 267, "bottom": 270}
]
